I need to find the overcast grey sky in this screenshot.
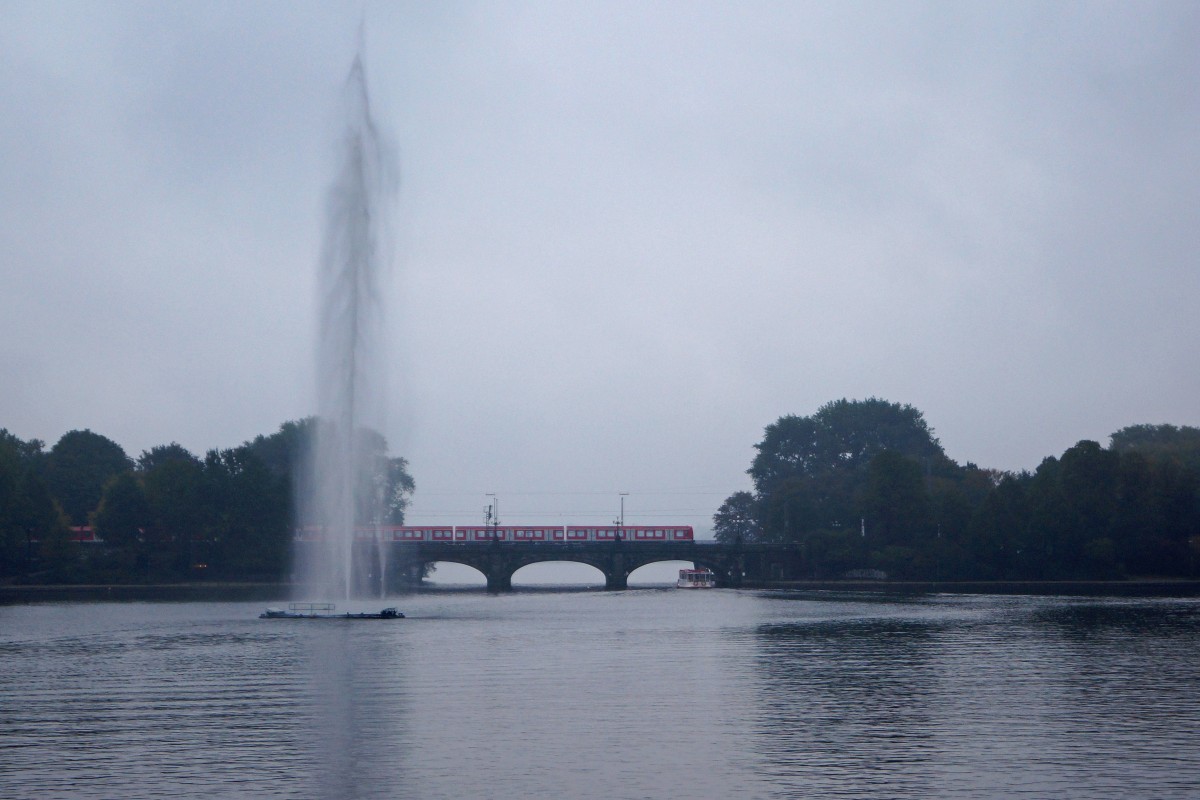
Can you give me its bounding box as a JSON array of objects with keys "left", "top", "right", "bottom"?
[{"left": 3, "top": 1, "right": 1198, "bottom": 536}]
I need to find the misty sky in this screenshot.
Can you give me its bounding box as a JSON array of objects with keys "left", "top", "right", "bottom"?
[{"left": 3, "top": 1, "right": 1198, "bottom": 536}]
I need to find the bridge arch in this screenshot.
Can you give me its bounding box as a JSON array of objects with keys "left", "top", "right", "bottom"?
[
  {"left": 627, "top": 560, "right": 693, "bottom": 586},
  {"left": 511, "top": 561, "right": 605, "bottom": 587},
  {"left": 425, "top": 561, "right": 487, "bottom": 587}
]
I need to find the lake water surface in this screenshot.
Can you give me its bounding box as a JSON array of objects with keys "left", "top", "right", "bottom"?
[{"left": 3, "top": 589, "right": 1199, "bottom": 799}]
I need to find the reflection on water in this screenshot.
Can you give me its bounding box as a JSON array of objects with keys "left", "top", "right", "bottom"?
[
  {"left": 754, "top": 607, "right": 944, "bottom": 798},
  {"left": 749, "top": 593, "right": 1200, "bottom": 799},
  {"left": 2, "top": 593, "right": 1199, "bottom": 799},
  {"left": 307, "top": 625, "right": 412, "bottom": 799}
]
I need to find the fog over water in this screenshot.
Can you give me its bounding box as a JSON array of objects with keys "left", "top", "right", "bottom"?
[{"left": 2, "top": 4, "right": 1198, "bottom": 534}]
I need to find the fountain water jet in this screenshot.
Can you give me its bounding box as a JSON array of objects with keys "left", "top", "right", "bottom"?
[{"left": 296, "top": 51, "right": 397, "bottom": 601}]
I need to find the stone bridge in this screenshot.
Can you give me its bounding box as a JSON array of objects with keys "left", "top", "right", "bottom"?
[{"left": 381, "top": 540, "right": 754, "bottom": 592}]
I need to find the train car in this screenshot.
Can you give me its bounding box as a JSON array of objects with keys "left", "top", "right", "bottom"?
[
  {"left": 564, "top": 525, "right": 694, "bottom": 542},
  {"left": 456, "top": 526, "right": 508, "bottom": 542},
  {"left": 626, "top": 526, "right": 695, "bottom": 542},
  {"left": 509, "top": 526, "right": 565, "bottom": 542},
  {"left": 297, "top": 526, "right": 452, "bottom": 542},
  {"left": 566, "top": 525, "right": 616, "bottom": 541},
  {"left": 68, "top": 526, "right": 103, "bottom": 544},
  {"left": 452, "top": 525, "right": 569, "bottom": 542},
  {"left": 386, "top": 526, "right": 454, "bottom": 543},
  {"left": 301, "top": 527, "right": 391, "bottom": 542}
]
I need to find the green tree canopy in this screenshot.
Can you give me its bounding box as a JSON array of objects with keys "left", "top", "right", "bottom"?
[
  {"left": 0, "top": 435, "right": 26, "bottom": 572},
  {"left": 749, "top": 398, "right": 948, "bottom": 493},
  {"left": 732, "top": 399, "right": 953, "bottom": 547},
  {"left": 966, "top": 473, "right": 1031, "bottom": 578},
  {"left": 93, "top": 471, "right": 149, "bottom": 552},
  {"left": 0, "top": 431, "right": 65, "bottom": 576},
  {"left": 713, "top": 490, "right": 758, "bottom": 544},
  {"left": 253, "top": 417, "right": 415, "bottom": 527},
  {"left": 141, "top": 445, "right": 207, "bottom": 572},
  {"left": 1, "top": 429, "right": 45, "bottom": 467},
  {"left": 138, "top": 443, "right": 201, "bottom": 473},
  {"left": 204, "top": 445, "right": 291, "bottom": 577},
  {"left": 1, "top": 420, "right": 417, "bottom": 583},
  {"left": 245, "top": 418, "right": 313, "bottom": 479},
  {"left": 43, "top": 430, "right": 131, "bottom": 525},
  {"left": 863, "top": 450, "right": 933, "bottom": 547},
  {"left": 384, "top": 455, "right": 415, "bottom": 525},
  {"left": 1110, "top": 424, "right": 1200, "bottom": 472}
]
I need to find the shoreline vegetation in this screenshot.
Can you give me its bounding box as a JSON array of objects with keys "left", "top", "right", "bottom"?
[
  {"left": 713, "top": 399, "right": 1200, "bottom": 583},
  {"left": 1, "top": 419, "right": 413, "bottom": 588},
  {"left": 4, "top": 578, "right": 1200, "bottom": 604},
  {"left": 4, "top": 398, "right": 1198, "bottom": 588}
]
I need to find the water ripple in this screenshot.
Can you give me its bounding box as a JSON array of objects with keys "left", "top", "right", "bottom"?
[{"left": 2, "top": 595, "right": 1199, "bottom": 799}]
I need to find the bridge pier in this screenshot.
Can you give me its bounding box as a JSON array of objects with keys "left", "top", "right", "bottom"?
[
  {"left": 486, "top": 571, "right": 512, "bottom": 592},
  {"left": 724, "top": 553, "right": 745, "bottom": 588},
  {"left": 481, "top": 547, "right": 516, "bottom": 592},
  {"left": 604, "top": 548, "right": 628, "bottom": 591}
]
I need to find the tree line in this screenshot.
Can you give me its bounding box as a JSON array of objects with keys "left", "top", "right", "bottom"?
[
  {"left": 0, "top": 419, "right": 413, "bottom": 584},
  {"left": 714, "top": 399, "right": 1200, "bottom": 581}
]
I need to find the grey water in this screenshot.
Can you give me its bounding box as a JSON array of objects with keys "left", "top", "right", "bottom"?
[
  {"left": 4, "top": 590, "right": 1200, "bottom": 799},
  {"left": 300, "top": 51, "right": 396, "bottom": 601}
]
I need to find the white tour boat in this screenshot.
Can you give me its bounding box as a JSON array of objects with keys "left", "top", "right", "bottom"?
[{"left": 677, "top": 567, "right": 716, "bottom": 589}]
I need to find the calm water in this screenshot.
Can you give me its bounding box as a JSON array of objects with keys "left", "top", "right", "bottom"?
[{"left": 3, "top": 589, "right": 1199, "bottom": 799}]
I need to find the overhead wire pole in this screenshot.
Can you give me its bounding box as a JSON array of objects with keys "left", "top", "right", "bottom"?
[
  {"left": 486, "top": 493, "right": 499, "bottom": 542},
  {"left": 615, "top": 492, "right": 628, "bottom": 541}
]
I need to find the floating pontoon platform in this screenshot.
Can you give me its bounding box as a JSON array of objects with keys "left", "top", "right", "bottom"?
[{"left": 260, "top": 602, "right": 404, "bottom": 619}]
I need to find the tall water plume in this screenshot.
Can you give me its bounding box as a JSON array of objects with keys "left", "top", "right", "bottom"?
[{"left": 297, "top": 51, "right": 396, "bottom": 600}]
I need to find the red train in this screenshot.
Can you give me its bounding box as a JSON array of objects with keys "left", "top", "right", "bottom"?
[{"left": 295, "top": 525, "right": 694, "bottom": 543}]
